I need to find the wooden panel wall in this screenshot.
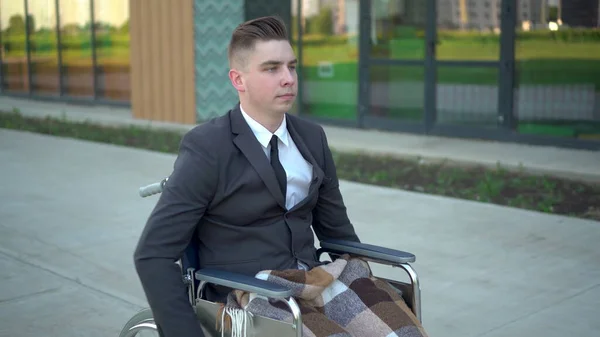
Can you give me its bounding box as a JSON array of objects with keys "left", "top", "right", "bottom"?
[{"left": 129, "top": 0, "right": 196, "bottom": 124}]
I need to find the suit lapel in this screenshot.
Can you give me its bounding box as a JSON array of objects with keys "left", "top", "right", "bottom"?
[
  {"left": 230, "top": 105, "right": 286, "bottom": 209},
  {"left": 286, "top": 116, "right": 325, "bottom": 180},
  {"left": 286, "top": 116, "right": 325, "bottom": 210}
]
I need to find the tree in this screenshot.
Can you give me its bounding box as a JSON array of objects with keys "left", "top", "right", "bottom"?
[
  {"left": 315, "top": 7, "right": 333, "bottom": 35},
  {"left": 305, "top": 7, "right": 333, "bottom": 35},
  {"left": 7, "top": 15, "right": 25, "bottom": 35},
  {"left": 5, "top": 14, "right": 36, "bottom": 34},
  {"left": 548, "top": 6, "right": 559, "bottom": 21}
]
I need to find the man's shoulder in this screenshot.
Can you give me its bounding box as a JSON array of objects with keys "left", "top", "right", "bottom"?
[
  {"left": 286, "top": 113, "right": 325, "bottom": 136},
  {"left": 183, "top": 110, "right": 231, "bottom": 144}
]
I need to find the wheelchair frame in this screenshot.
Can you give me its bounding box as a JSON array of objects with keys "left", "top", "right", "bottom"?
[{"left": 119, "top": 178, "right": 421, "bottom": 337}]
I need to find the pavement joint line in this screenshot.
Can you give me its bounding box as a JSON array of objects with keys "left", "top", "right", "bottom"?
[
  {"left": 0, "top": 287, "right": 62, "bottom": 305},
  {"left": 0, "top": 247, "right": 147, "bottom": 310}
]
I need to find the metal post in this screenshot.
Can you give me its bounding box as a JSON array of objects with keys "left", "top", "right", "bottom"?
[
  {"left": 24, "top": 0, "right": 33, "bottom": 94},
  {"left": 297, "top": 0, "right": 304, "bottom": 116},
  {"left": 90, "top": 0, "right": 98, "bottom": 99},
  {"left": 0, "top": 0, "right": 4, "bottom": 92},
  {"left": 55, "top": 0, "right": 64, "bottom": 96},
  {"left": 498, "top": 0, "right": 516, "bottom": 130},
  {"left": 357, "top": 0, "right": 371, "bottom": 128},
  {"left": 424, "top": 0, "right": 437, "bottom": 131}
]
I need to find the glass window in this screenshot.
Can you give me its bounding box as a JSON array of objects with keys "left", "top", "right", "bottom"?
[
  {"left": 437, "top": 0, "right": 500, "bottom": 60},
  {"left": 515, "top": 0, "right": 600, "bottom": 140},
  {"left": 366, "top": 0, "right": 428, "bottom": 123},
  {"left": 369, "top": 65, "right": 425, "bottom": 122},
  {"left": 28, "top": 0, "right": 60, "bottom": 95},
  {"left": 436, "top": 65, "right": 499, "bottom": 127},
  {"left": 434, "top": 0, "right": 500, "bottom": 128},
  {"left": 1, "top": 0, "right": 28, "bottom": 92},
  {"left": 94, "top": 0, "right": 130, "bottom": 101},
  {"left": 297, "top": 0, "right": 359, "bottom": 120},
  {"left": 59, "top": 0, "right": 93, "bottom": 97},
  {"left": 371, "top": 0, "right": 427, "bottom": 60},
  {"left": 2, "top": 0, "right": 132, "bottom": 103}
]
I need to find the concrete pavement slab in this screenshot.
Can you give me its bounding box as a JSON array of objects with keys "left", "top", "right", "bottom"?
[
  {"left": 1, "top": 129, "right": 599, "bottom": 337},
  {"left": 476, "top": 283, "right": 600, "bottom": 337},
  {"left": 0, "top": 253, "right": 142, "bottom": 337}
]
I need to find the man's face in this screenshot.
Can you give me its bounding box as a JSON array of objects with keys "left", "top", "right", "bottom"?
[{"left": 230, "top": 39, "right": 298, "bottom": 116}]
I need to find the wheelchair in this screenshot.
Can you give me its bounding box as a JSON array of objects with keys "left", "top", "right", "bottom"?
[{"left": 120, "top": 177, "right": 421, "bottom": 337}]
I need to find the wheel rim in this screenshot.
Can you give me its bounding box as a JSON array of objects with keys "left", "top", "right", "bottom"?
[{"left": 122, "top": 321, "right": 159, "bottom": 337}]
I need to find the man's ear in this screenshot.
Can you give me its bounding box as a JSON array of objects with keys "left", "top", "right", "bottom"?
[{"left": 228, "top": 68, "right": 245, "bottom": 92}]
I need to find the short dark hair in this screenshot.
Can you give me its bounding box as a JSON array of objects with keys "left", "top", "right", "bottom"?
[{"left": 228, "top": 16, "right": 289, "bottom": 68}]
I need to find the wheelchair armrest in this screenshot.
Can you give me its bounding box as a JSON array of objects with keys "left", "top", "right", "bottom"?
[
  {"left": 318, "top": 239, "right": 416, "bottom": 264},
  {"left": 195, "top": 268, "right": 293, "bottom": 299}
]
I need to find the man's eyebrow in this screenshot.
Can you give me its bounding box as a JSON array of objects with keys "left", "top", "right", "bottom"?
[{"left": 260, "top": 59, "right": 298, "bottom": 67}]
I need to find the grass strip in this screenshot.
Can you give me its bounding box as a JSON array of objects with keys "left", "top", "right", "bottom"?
[{"left": 1, "top": 109, "right": 598, "bottom": 221}]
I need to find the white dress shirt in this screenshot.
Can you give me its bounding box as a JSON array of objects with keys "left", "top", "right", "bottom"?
[{"left": 239, "top": 106, "right": 313, "bottom": 211}]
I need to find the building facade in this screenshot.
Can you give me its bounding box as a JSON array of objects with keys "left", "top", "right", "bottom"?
[
  {"left": 1, "top": 0, "right": 599, "bottom": 149},
  {"left": 560, "top": 0, "right": 600, "bottom": 27}
]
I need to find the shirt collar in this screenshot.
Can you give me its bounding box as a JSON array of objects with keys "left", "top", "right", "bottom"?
[{"left": 240, "top": 104, "right": 289, "bottom": 148}]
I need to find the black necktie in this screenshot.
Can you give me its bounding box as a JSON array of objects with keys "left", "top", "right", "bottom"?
[{"left": 269, "top": 135, "right": 287, "bottom": 201}]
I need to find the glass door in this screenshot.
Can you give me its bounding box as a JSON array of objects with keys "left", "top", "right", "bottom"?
[
  {"left": 295, "top": 0, "right": 361, "bottom": 124},
  {"left": 434, "top": 0, "right": 503, "bottom": 130},
  {"left": 360, "top": 0, "right": 432, "bottom": 131},
  {"left": 359, "top": 0, "right": 510, "bottom": 135}
]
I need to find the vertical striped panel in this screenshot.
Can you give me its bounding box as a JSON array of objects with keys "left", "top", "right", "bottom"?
[
  {"left": 181, "top": 0, "right": 196, "bottom": 122},
  {"left": 129, "top": 0, "right": 196, "bottom": 124}
]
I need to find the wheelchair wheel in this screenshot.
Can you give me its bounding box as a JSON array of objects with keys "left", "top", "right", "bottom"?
[{"left": 119, "top": 308, "right": 160, "bottom": 337}]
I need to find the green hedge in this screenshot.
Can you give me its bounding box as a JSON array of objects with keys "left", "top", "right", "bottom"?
[
  {"left": 292, "top": 34, "right": 354, "bottom": 47},
  {"left": 293, "top": 28, "right": 600, "bottom": 47},
  {"left": 516, "top": 28, "right": 600, "bottom": 41},
  {"left": 434, "top": 28, "right": 600, "bottom": 42},
  {"left": 4, "top": 28, "right": 599, "bottom": 53},
  {"left": 1, "top": 33, "right": 130, "bottom": 53}
]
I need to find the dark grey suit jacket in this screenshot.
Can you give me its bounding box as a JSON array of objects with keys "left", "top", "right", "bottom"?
[{"left": 133, "top": 103, "right": 360, "bottom": 337}]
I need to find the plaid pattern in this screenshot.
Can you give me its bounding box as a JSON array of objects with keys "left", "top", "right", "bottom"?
[{"left": 216, "top": 255, "right": 428, "bottom": 337}]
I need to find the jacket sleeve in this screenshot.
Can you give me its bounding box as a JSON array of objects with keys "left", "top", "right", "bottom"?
[
  {"left": 311, "top": 126, "right": 361, "bottom": 243},
  {"left": 133, "top": 128, "right": 218, "bottom": 337}
]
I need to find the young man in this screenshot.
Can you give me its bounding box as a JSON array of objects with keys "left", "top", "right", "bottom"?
[{"left": 133, "top": 16, "right": 360, "bottom": 337}]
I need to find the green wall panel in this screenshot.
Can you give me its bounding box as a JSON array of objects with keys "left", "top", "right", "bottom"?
[
  {"left": 194, "top": 0, "right": 244, "bottom": 121},
  {"left": 193, "top": 0, "right": 292, "bottom": 122},
  {"left": 244, "top": 0, "right": 292, "bottom": 33}
]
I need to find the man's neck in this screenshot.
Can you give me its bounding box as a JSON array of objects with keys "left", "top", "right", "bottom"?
[{"left": 240, "top": 104, "right": 284, "bottom": 133}]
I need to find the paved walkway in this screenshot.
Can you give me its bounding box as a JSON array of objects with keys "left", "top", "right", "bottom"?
[
  {"left": 1, "top": 129, "right": 599, "bottom": 337},
  {"left": 1, "top": 96, "right": 599, "bottom": 183}
]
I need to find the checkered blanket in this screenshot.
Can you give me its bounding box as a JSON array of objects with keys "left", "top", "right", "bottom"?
[{"left": 216, "top": 254, "right": 428, "bottom": 337}]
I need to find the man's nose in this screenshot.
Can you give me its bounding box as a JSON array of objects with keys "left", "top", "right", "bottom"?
[{"left": 281, "top": 67, "right": 295, "bottom": 86}]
